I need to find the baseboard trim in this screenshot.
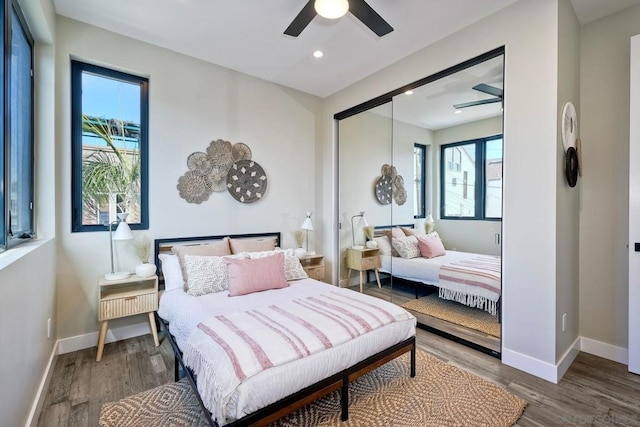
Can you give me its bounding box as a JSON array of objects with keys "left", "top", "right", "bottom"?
[
  {"left": 580, "top": 337, "right": 628, "bottom": 364},
  {"left": 25, "top": 340, "right": 58, "bottom": 427},
  {"left": 57, "top": 321, "right": 151, "bottom": 355},
  {"left": 557, "top": 336, "right": 581, "bottom": 380},
  {"left": 502, "top": 347, "right": 560, "bottom": 383}
]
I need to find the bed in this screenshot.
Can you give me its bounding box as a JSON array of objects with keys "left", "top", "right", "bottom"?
[
  {"left": 154, "top": 232, "right": 417, "bottom": 426},
  {"left": 374, "top": 225, "right": 501, "bottom": 316}
]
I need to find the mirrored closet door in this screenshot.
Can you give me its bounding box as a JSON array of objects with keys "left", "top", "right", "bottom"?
[
  {"left": 337, "top": 101, "right": 393, "bottom": 301},
  {"left": 337, "top": 48, "right": 504, "bottom": 357}
]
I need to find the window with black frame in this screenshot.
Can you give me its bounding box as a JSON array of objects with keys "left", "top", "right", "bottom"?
[
  {"left": 71, "top": 61, "right": 149, "bottom": 232},
  {"left": 0, "top": 1, "right": 34, "bottom": 252},
  {"left": 441, "top": 135, "right": 502, "bottom": 220}
]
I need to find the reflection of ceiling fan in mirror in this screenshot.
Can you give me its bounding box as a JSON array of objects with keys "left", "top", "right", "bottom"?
[
  {"left": 453, "top": 83, "right": 503, "bottom": 110},
  {"left": 284, "top": 0, "right": 393, "bottom": 38}
]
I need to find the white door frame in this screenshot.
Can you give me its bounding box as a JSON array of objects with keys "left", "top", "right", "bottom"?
[{"left": 628, "top": 34, "right": 640, "bottom": 375}]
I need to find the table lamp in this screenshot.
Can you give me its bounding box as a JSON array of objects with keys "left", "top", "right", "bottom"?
[
  {"left": 105, "top": 213, "right": 134, "bottom": 281},
  {"left": 301, "top": 212, "right": 313, "bottom": 252},
  {"left": 351, "top": 211, "right": 368, "bottom": 248}
]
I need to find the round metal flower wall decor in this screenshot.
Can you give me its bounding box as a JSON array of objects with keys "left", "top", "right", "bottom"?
[
  {"left": 177, "top": 139, "right": 268, "bottom": 204},
  {"left": 374, "top": 163, "right": 407, "bottom": 206}
]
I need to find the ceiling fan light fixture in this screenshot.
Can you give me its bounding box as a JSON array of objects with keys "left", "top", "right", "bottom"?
[{"left": 314, "top": 0, "right": 349, "bottom": 19}]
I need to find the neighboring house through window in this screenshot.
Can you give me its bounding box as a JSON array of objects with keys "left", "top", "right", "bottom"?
[
  {"left": 1, "top": 1, "right": 34, "bottom": 252},
  {"left": 440, "top": 135, "right": 503, "bottom": 220},
  {"left": 71, "top": 61, "right": 149, "bottom": 232}
]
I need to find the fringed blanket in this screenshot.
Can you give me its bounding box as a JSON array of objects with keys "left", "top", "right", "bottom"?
[
  {"left": 183, "top": 291, "right": 413, "bottom": 423},
  {"left": 438, "top": 255, "right": 501, "bottom": 316}
]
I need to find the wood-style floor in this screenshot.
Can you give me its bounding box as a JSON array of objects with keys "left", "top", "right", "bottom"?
[{"left": 37, "top": 324, "right": 640, "bottom": 426}]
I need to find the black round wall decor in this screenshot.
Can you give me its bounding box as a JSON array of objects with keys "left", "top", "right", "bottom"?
[{"left": 565, "top": 146, "right": 579, "bottom": 188}]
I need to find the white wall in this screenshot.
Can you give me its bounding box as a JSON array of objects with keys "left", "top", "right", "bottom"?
[
  {"left": 579, "top": 4, "right": 640, "bottom": 351},
  {"left": 323, "top": 0, "right": 562, "bottom": 377},
  {"left": 54, "top": 17, "right": 322, "bottom": 340},
  {"left": 433, "top": 116, "right": 503, "bottom": 255},
  {"left": 0, "top": 1, "right": 58, "bottom": 425},
  {"left": 0, "top": 241, "right": 57, "bottom": 427},
  {"left": 555, "top": 0, "right": 581, "bottom": 362}
]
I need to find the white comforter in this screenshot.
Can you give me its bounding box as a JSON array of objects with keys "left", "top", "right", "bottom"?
[{"left": 158, "top": 279, "right": 416, "bottom": 425}]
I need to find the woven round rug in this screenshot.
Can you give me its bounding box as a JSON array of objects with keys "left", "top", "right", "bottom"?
[
  {"left": 99, "top": 378, "right": 209, "bottom": 427},
  {"left": 273, "top": 350, "right": 525, "bottom": 426},
  {"left": 402, "top": 294, "right": 501, "bottom": 338}
]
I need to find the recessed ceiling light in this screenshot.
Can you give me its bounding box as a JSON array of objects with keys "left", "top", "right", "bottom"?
[
  {"left": 405, "top": 90, "right": 413, "bottom": 95},
  {"left": 454, "top": 109, "right": 462, "bottom": 114},
  {"left": 313, "top": 50, "right": 324, "bottom": 58}
]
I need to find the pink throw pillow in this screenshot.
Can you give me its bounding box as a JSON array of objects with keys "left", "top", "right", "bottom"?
[
  {"left": 417, "top": 234, "right": 446, "bottom": 259},
  {"left": 225, "top": 252, "right": 288, "bottom": 296}
]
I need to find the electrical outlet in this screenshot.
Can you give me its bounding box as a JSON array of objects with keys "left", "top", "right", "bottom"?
[
  {"left": 47, "top": 318, "right": 51, "bottom": 339},
  {"left": 562, "top": 313, "right": 567, "bottom": 332}
]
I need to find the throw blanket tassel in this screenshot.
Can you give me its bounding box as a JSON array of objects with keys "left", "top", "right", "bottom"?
[{"left": 438, "top": 288, "right": 497, "bottom": 316}]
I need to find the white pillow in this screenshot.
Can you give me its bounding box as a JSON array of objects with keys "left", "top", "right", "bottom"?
[
  {"left": 245, "top": 248, "right": 308, "bottom": 281},
  {"left": 391, "top": 236, "right": 421, "bottom": 259},
  {"left": 373, "top": 236, "right": 393, "bottom": 256},
  {"left": 158, "top": 254, "right": 184, "bottom": 292},
  {"left": 183, "top": 254, "right": 248, "bottom": 296}
]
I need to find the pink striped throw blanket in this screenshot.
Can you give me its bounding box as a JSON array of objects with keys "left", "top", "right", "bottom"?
[
  {"left": 438, "top": 255, "right": 501, "bottom": 315},
  {"left": 183, "top": 290, "right": 413, "bottom": 422}
]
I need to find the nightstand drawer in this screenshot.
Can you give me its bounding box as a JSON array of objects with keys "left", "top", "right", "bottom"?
[
  {"left": 360, "top": 256, "right": 380, "bottom": 271},
  {"left": 99, "top": 292, "right": 157, "bottom": 321},
  {"left": 305, "top": 265, "right": 324, "bottom": 280}
]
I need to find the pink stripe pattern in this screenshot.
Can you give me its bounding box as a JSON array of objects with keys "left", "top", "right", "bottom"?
[
  {"left": 294, "top": 299, "right": 358, "bottom": 339},
  {"left": 196, "top": 322, "right": 247, "bottom": 381},
  {"left": 216, "top": 315, "right": 273, "bottom": 370}
]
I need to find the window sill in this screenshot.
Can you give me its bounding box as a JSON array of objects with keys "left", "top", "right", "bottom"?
[{"left": 0, "top": 238, "right": 54, "bottom": 271}]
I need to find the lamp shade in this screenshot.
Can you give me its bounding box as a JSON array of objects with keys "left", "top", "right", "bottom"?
[
  {"left": 314, "top": 0, "right": 349, "bottom": 19},
  {"left": 113, "top": 213, "right": 134, "bottom": 241},
  {"left": 301, "top": 212, "right": 313, "bottom": 231},
  {"left": 425, "top": 213, "right": 434, "bottom": 223},
  {"left": 357, "top": 211, "right": 368, "bottom": 227}
]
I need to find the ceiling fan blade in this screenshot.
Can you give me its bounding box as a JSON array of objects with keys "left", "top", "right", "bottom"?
[
  {"left": 284, "top": 0, "right": 317, "bottom": 37},
  {"left": 349, "top": 0, "right": 394, "bottom": 37},
  {"left": 453, "top": 98, "right": 502, "bottom": 109},
  {"left": 473, "top": 83, "right": 503, "bottom": 98}
]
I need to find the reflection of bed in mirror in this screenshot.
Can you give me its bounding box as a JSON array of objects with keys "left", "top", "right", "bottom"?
[{"left": 374, "top": 225, "right": 501, "bottom": 317}]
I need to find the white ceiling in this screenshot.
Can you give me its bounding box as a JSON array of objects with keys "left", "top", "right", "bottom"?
[
  {"left": 52, "top": 0, "right": 640, "bottom": 128},
  {"left": 53, "top": 0, "right": 518, "bottom": 98},
  {"left": 570, "top": 0, "right": 640, "bottom": 25}
]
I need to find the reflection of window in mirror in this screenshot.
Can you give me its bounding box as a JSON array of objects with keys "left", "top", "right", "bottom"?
[
  {"left": 413, "top": 144, "right": 426, "bottom": 218},
  {"left": 441, "top": 136, "right": 502, "bottom": 219}
]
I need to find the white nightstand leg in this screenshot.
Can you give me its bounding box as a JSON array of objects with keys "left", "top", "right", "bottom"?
[
  {"left": 148, "top": 312, "right": 160, "bottom": 347},
  {"left": 374, "top": 269, "right": 381, "bottom": 288},
  {"left": 96, "top": 320, "right": 108, "bottom": 362}
]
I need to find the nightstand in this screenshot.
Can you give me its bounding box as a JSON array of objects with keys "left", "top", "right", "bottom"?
[
  {"left": 97, "top": 274, "right": 159, "bottom": 362},
  {"left": 300, "top": 254, "right": 325, "bottom": 281},
  {"left": 346, "top": 247, "right": 381, "bottom": 292}
]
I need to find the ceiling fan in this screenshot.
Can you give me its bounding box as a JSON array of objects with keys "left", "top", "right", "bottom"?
[
  {"left": 284, "top": 0, "right": 393, "bottom": 38},
  {"left": 453, "top": 84, "right": 503, "bottom": 110}
]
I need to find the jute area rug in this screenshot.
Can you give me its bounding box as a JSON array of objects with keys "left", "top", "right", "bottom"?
[
  {"left": 100, "top": 350, "right": 526, "bottom": 426},
  {"left": 402, "top": 294, "right": 501, "bottom": 338}
]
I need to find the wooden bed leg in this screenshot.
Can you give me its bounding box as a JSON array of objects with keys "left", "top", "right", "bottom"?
[{"left": 341, "top": 375, "right": 349, "bottom": 421}]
